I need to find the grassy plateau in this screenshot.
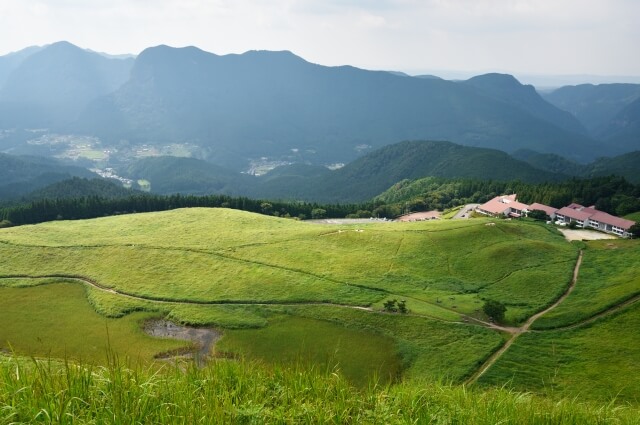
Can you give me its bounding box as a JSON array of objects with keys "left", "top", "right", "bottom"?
[{"left": 0, "top": 207, "right": 639, "bottom": 421}]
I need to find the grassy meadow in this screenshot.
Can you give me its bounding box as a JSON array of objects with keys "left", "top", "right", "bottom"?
[
  {"left": 532, "top": 239, "right": 640, "bottom": 330},
  {"left": 1, "top": 207, "right": 639, "bottom": 407},
  {"left": 0, "top": 281, "right": 184, "bottom": 363},
  {"left": 479, "top": 301, "right": 640, "bottom": 403}
]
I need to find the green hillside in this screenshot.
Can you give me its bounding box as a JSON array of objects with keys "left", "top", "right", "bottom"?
[
  {"left": 513, "top": 149, "right": 640, "bottom": 184},
  {"left": 0, "top": 153, "right": 97, "bottom": 202},
  {"left": 0, "top": 208, "right": 638, "bottom": 405},
  {"left": 124, "top": 141, "right": 565, "bottom": 202}
]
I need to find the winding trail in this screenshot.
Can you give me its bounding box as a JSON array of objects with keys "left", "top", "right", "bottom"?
[
  {"left": 0, "top": 273, "right": 377, "bottom": 311},
  {"left": 465, "top": 250, "right": 584, "bottom": 385}
]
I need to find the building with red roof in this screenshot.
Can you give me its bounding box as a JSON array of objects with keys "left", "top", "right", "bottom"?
[
  {"left": 555, "top": 203, "right": 635, "bottom": 237},
  {"left": 528, "top": 203, "right": 558, "bottom": 219},
  {"left": 476, "top": 194, "right": 529, "bottom": 218}
]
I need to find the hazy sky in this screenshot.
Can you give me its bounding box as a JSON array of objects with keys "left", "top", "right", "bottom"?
[{"left": 1, "top": 0, "right": 639, "bottom": 79}]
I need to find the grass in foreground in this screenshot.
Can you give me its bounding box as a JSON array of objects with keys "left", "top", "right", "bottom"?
[{"left": 1, "top": 355, "right": 639, "bottom": 425}]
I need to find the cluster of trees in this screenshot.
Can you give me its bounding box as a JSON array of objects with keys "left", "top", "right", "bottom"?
[
  {"left": 383, "top": 299, "right": 408, "bottom": 314},
  {"left": 373, "top": 176, "right": 640, "bottom": 218},
  {"left": 1, "top": 175, "right": 638, "bottom": 229},
  {"left": 0, "top": 193, "right": 372, "bottom": 226}
]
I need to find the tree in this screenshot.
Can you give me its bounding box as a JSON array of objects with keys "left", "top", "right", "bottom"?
[
  {"left": 383, "top": 299, "right": 398, "bottom": 313},
  {"left": 629, "top": 223, "right": 640, "bottom": 238},
  {"left": 311, "top": 208, "right": 327, "bottom": 219},
  {"left": 527, "top": 209, "right": 548, "bottom": 221},
  {"left": 482, "top": 299, "right": 506, "bottom": 323},
  {"left": 397, "top": 300, "right": 408, "bottom": 314},
  {"left": 260, "top": 202, "right": 273, "bottom": 215}
]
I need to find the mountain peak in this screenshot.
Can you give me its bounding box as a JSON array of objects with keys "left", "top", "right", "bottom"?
[{"left": 466, "top": 73, "right": 524, "bottom": 89}]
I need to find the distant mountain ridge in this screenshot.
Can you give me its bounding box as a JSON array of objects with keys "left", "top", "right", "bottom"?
[
  {"left": 0, "top": 41, "right": 638, "bottom": 171},
  {"left": 78, "top": 45, "right": 598, "bottom": 166},
  {"left": 542, "top": 83, "right": 640, "bottom": 154},
  {"left": 0, "top": 41, "right": 134, "bottom": 128},
  {"left": 513, "top": 149, "right": 640, "bottom": 184}
]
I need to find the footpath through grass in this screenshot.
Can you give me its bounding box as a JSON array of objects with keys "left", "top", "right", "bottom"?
[
  {"left": 2, "top": 355, "right": 639, "bottom": 425},
  {"left": 479, "top": 301, "right": 640, "bottom": 403},
  {"left": 532, "top": 239, "right": 640, "bottom": 330}
]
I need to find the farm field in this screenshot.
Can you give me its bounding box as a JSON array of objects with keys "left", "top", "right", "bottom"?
[{"left": 0, "top": 207, "right": 638, "bottom": 403}]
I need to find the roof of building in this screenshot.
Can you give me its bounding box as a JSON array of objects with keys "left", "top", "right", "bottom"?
[
  {"left": 478, "top": 198, "right": 511, "bottom": 215},
  {"left": 508, "top": 201, "right": 530, "bottom": 211},
  {"left": 589, "top": 211, "right": 636, "bottom": 230},
  {"left": 529, "top": 203, "right": 558, "bottom": 216},
  {"left": 477, "top": 195, "right": 529, "bottom": 215},
  {"left": 566, "top": 203, "right": 584, "bottom": 209},
  {"left": 556, "top": 206, "right": 593, "bottom": 222}
]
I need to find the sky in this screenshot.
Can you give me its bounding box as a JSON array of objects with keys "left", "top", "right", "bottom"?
[{"left": 1, "top": 0, "right": 639, "bottom": 83}]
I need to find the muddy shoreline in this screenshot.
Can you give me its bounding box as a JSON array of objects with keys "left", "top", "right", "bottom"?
[{"left": 144, "top": 319, "right": 222, "bottom": 365}]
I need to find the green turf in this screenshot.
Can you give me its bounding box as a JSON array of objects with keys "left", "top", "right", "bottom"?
[
  {"left": 0, "top": 209, "right": 578, "bottom": 324},
  {"left": 6, "top": 208, "right": 627, "bottom": 397},
  {"left": 0, "top": 282, "right": 184, "bottom": 363},
  {"left": 217, "top": 315, "right": 403, "bottom": 386},
  {"left": 273, "top": 305, "right": 505, "bottom": 383},
  {"left": 479, "top": 302, "right": 640, "bottom": 403},
  {"left": 532, "top": 239, "right": 640, "bottom": 330}
]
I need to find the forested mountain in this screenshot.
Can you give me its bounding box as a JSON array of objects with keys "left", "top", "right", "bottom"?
[
  {"left": 513, "top": 149, "right": 640, "bottom": 184},
  {"left": 0, "top": 41, "right": 134, "bottom": 128},
  {"left": 585, "top": 150, "right": 640, "bottom": 183},
  {"left": 25, "top": 177, "right": 137, "bottom": 201},
  {"left": 464, "top": 73, "right": 587, "bottom": 135},
  {"left": 0, "top": 46, "right": 43, "bottom": 88},
  {"left": 541, "top": 83, "right": 640, "bottom": 139},
  {"left": 511, "top": 149, "right": 585, "bottom": 175},
  {"left": 0, "top": 153, "right": 96, "bottom": 201},
  {"left": 256, "top": 140, "right": 563, "bottom": 203},
  {"left": 124, "top": 156, "right": 250, "bottom": 195},
  {"left": 77, "top": 45, "right": 597, "bottom": 167},
  {"left": 599, "top": 97, "right": 640, "bottom": 153},
  {"left": 120, "top": 141, "right": 565, "bottom": 203}
]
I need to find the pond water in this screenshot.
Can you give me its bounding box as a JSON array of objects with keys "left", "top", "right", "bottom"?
[{"left": 144, "top": 319, "right": 222, "bottom": 365}]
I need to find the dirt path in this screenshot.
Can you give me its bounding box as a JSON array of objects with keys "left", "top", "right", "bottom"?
[
  {"left": 537, "top": 292, "right": 640, "bottom": 332},
  {"left": 465, "top": 250, "right": 584, "bottom": 385},
  {"left": 0, "top": 273, "right": 375, "bottom": 312}
]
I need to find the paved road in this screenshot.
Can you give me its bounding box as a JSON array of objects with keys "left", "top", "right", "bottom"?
[{"left": 452, "top": 204, "right": 479, "bottom": 219}]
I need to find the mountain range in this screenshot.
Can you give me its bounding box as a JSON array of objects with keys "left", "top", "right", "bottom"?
[
  {"left": 120, "top": 140, "right": 640, "bottom": 203},
  {"left": 542, "top": 83, "right": 640, "bottom": 153},
  {"left": 3, "top": 41, "right": 638, "bottom": 171}
]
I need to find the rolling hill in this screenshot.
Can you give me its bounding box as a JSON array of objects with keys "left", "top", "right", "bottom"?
[{"left": 0, "top": 207, "right": 638, "bottom": 407}]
